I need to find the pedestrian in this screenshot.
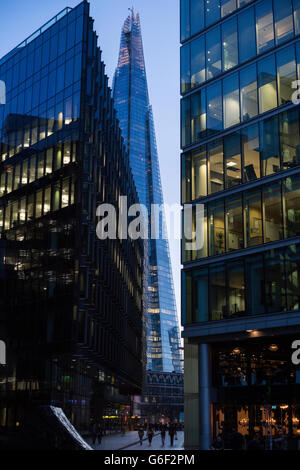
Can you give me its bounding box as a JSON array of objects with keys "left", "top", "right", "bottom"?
[
  {"left": 161, "top": 427, "right": 166, "bottom": 447},
  {"left": 138, "top": 428, "right": 144, "bottom": 446},
  {"left": 147, "top": 428, "right": 154, "bottom": 446},
  {"left": 169, "top": 424, "right": 176, "bottom": 447},
  {"left": 92, "top": 422, "right": 98, "bottom": 445},
  {"left": 97, "top": 425, "right": 103, "bottom": 446}
]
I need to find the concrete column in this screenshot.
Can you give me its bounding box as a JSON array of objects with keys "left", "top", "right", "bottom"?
[{"left": 198, "top": 343, "right": 212, "bottom": 450}]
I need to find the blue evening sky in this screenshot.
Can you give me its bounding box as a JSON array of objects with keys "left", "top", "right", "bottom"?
[{"left": 0, "top": 0, "right": 182, "bottom": 311}]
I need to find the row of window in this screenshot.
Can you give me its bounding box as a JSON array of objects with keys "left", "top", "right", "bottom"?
[
  {"left": 182, "top": 244, "right": 300, "bottom": 324},
  {"left": 182, "top": 108, "right": 300, "bottom": 201},
  {"left": 181, "top": 0, "right": 255, "bottom": 41},
  {"left": 181, "top": 43, "right": 300, "bottom": 147},
  {"left": 0, "top": 139, "right": 76, "bottom": 197},
  {"left": 181, "top": 0, "right": 300, "bottom": 92},
  {"left": 183, "top": 174, "right": 300, "bottom": 261},
  {"left": 0, "top": 177, "right": 75, "bottom": 230}
]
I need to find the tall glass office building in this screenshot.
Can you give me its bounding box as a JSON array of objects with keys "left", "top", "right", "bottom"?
[
  {"left": 0, "top": 1, "right": 144, "bottom": 447},
  {"left": 181, "top": 0, "right": 300, "bottom": 449},
  {"left": 113, "top": 11, "right": 182, "bottom": 375}
]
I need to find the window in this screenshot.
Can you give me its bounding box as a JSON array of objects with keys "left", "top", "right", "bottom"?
[
  {"left": 191, "top": 91, "right": 206, "bottom": 143},
  {"left": 264, "top": 182, "right": 283, "bottom": 243},
  {"left": 209, "top": 199, "right": 225, "bottom": 255},
  {"left": 240, "top": 64, "right": 258, "bottom": 122},
  {"left": 274, "top": 0, "right": 293, "bottom": 44},
  {"left": 44, "top": 187, "right": 51, "bottom": 214},
  {"left": 62, "top": 179, "right": 70, "bottom": 208},
  {"left": 242, "top": 124, "right": 261, "bottom": 182},
  {"left": 191, "top": 147, "right": 207, "bottom": 198},
  {"left": 294, "top": 0, "right": 300, "bottom": 35},
  {"left": 181, "top": 97, "right": 190, "bottom": 147},
  {"left": 245, "top": 188, "right": 263, "bottom": 247},
  {"left": 226, "top": 195, "right": 243, "bottom": 251},
  {"left": 36, "top": 190, "right": 43, "bottom": 218},
  {"left": 284, "top": 175, "right": 300, "bottom": 237},
  {"left": 206, "top": 27, "right": 221, "bottom": 79},
  {"left": 285, "top": 244, "right": 300, "bottom": 311},
  {"left": 280, "top": 109, "right": 300, "bottom": 169},
  {"left": 223, "top": 73, "right": 240, "bottom": 129},
  {"left": 180, "top": 0, "right": 190, "bottom": 41},
  {"left": 258, "top": 55, "right": 278, "bottom": 113},
  {"left": 37, "top": 152, "right": 45, "bottom": 178},
  {"left": 191, "top": 0, "right": 204, "bottom": 36},
  {"left": 265, "top": 249, "right": 286, "bottom": 313},
  {"left": 182, "top": 153, "right": 191, "bottom": 203},
  {"left": 256, "top": 0, "right": 275, "bottom": 54},
  {"left": 221, "top": 0, "right": 236, "bottom": 17},
  {"left": 181, "top": 44, "right": 190, "bottom": 93},
  {"left": 210, "top": 263, "right": 226, "bottom": 320},
  {"left": 260, "top": 116, "right": 280, "bottom": 176},
  {"left": 245, "top": 255, "right": 265, "bottom": 315},
  {"left": 207, "top": 81, "right": 222, "bottom": 133},
  {"left": 191, "top": 36, "right": 205, "bottom": 88},
  {"left": 206, "top": 0, "right": 221, "bottom": 27},
  {"left": 224, "top": 133, "right": 241, "bottom": 187},
  {"left": 21, "top": 159, "right": 28, "bottom": 185},
  {"left": 238, "top": 7, "right": 256, "bottom": 63},
  {"left": 228, "top": 261, "right": 245, "bottom": 317},
  {"left": 208, "top": 140, "right": 223, "bottom": 193},
  {"left": 52, "top": 183, "right": 60, "bottom": 212},
  {"left": 222, "top": 17, "right": 238, "bottom": 71},
  {"left": 193, "top": 268, "right": 209, "bottom": 322},
  {"left": 277, "top": 46, "right": 296, "bottom": 105}
]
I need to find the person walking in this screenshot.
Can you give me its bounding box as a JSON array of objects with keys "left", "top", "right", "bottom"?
[
  {"left": 138, "top": 428, "right": 144, "bottom": 446},
  {"left": 97, "top": 425, "right": 103, "bottom": 446},
  {"left": 147, "top": 428, "right": 154, "bottom": 446},
  {"left": 169, "top": 424, "right": 176, "bottom": 447},
  {"left": 161, "top": 427, "right": 166, "bottom": 447}
]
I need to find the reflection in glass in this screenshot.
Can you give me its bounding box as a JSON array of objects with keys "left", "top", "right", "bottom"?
[
  {"left": 191, "top": 36, "right": 205, "bottom": 88},
  {"left": 228, "top": 261, "right": 245, "bottom": 317},
  {"left": 209, "top": 199, "right": 225, "bottom": 256},
  {"left": 181, "top": 97, "right": 190, "bottom": 147},
  {"left": 224, "top": 133, "right": 241, "bottom": 188},
  {"left": 221, "top": 0, "right": 236, "bottom": 17},
  {"left": 206, "top": 27, "right": 221, "bottom": 79},
  {"left": 181, "top": 0, "right": 190, "bottom": 41},
  {"left": 226, "top": 195, "right": 243, "bottom": 251},
  {"left": 181, "top": 44, "right": 190, "bottom": 94},
  {"left": 264, "top": 182, "right": 283, "bottom": 243},
  {"left": 245, "top": 255, "right": 265, "bottom": 315},
  {"left": 277, "top": 46, "right": 296, "bottom": 105},
  {"left": 256, "top": 0, "right": 274, "bottom": 54},
  {"left": 240, "top": 64, "right": 258, "bottom": 122},
  {"left": 192, "top": 147, "right": 207, "bottom": 198},
  {"left": 222, "top": 17, "right": 238, "bottom": 71},
  {"left": 294, "top": 0, "right": 300, "bottom": 35},
  {"left": 238, "top": 7, "right": 256, "bottom": 63},
  {"left": 284, "top": 175, "right": 300, "bottom": 238},
  {"left": 265, "top": 249, "right": 286, "bottom": 313},
  {"left": 242, "top": 124, "right": 261, "bottom": 182},
  {"left": 206, "top": 0, "right": 221, "bottom": 27},
  {"left": 280, "top": 109, "right": 300, "bottom": 169},
  {"left": 274, "top": 0, "right": 294, "bottom": 44},
  {"left": 210, "top": 263, "right": 226, "bottom": 321},
  {"left": 191, "top": 90, "right": 206, "bottom": 143},
  {"left": 260, "top": 116, "right": 280, "bottom": 176},
  {"left": 223, "top": 73, "right": 240, "bottom": 129},
  {"left": 208, "top": 141, "right": 223, "bottom": 194},
  {"left": 207, "top": 82, "right": 222, "bottom": 133},
  {"left": 191, "top": 0, "right": 204, "bottom": 36},
  {"left": 245, "top": 189, "right": 263, "bottom": 247},
  {"left": 285, "top": 245, "right": 300, "bottom": 311},
  {"left": 258, "top": 55, "right": 278, "bottom": 113}
]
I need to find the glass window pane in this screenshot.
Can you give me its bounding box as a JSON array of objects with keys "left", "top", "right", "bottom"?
[
  {"left": 242, "top": 124, "right": 261, "bottom": 182},
  {"left": 245, "top": 255, "right": 265, "bottom": 315},
  {"left": 210, "top": 263, "right": 226, "bottom": 320},
  {"left": 13, "top": 164, "right": 20, "bottom": 191},
  {"left": 182, "top": 153, "right": 191, "bottom": 203},
  {"left": 223, "top": 73, "right": 240, "bottom": 129},
  {"left": 226, "top": 195, "right": 243, "bottom": 251},
  {"left": 294, "top": 0, "right": 300, "bottom": 35},
  {"left": 221, "top": 0, "right": 236, "bottom": 17},
  {"left": 208, "top": 199, "right": 225, "bottom": 255},
  {"left": 181, "top": 97, "right": 191, "bottom": 147},
  {"left": 208, "top": 140, "right": 224, "bottom": 194},
  {"left": 256, "top": 0, "right": 275, "bottom": 54},
  {"left": 277, "top": 46, "right": 296, "bottom": 105},
  {"left": 191, "top": 36, "right": 205, "bottom": 88},
  {"left": 265, "top": 249, "right": 286, "bottom": 313},
  {"left": 36, "top": 190, "right": 43, "bottom": 218},
  {"left": 222, "top": 17, "right": 238, "bottom": 71},
  {"left": 52, "top": 183, "right": 60, "bottom": 212},
  {"left": 274, "top": 0, "right": 294, "bottom": 44},
  {"left": 191, "top": 0, "right": 205, "bottom": 36},
  {"left": 245, "top": 188, "right": 263, "bottom": 247},
  {"left": 263, "top": 182, "right": 283, "bottom": 243},
  {"left": 46, "top": 148, "right": 53, "bottom": 174},
  {"left": 193, "top": 268, "right": 209, "bottom": 322},
  {"left": 37, "top": 152, "right": 45, "bottom": 178},
  {"left": 260, "top": 116, "right": 280, "bottom": 176},
  {"left": 191, "top": 91, "right": 206, "bottom": 143},
  {"left": 284, "top": 175, "right": 300, "bottom": 237},
  {"left": 224, "top": 133, "right": 241, "bottom": 187},
  {"left": 238, "top": 7, "right": 256, "bottom": 63},
  {"left": 206, "top": 0, "right": 221, "bottom": 27},
  {"left": 206, "top": 27, "right": 221, "bottom": 79},
  {"left": 188, "top": 206, "right": 208, "bottom": 260},
  {"left": 258, "top": 55, "right": 278, "bottom": 113},
  {"left": 228, "top": 261, "right": 245, "bottom": 317},
  {"left": 62, "top": 179, "right": 70, "bottom": 208},
  {"left": 280, "top": 109, "right": 300, "bottom": 169},
  {"left": 44, "top": 187, "right": 51, "bottom": 214},
  {"left": 191, "top": 147, "right": 207, "bottom": 198},
  {"left": 207, "top": 81, "right": 222, "bottom": 133},
  {"left": 29, "top": 155, "right": 36, "bottom": 183},
  {"left": 181, "top": 44, "right": 190, "bottom": 94},
  {"left": 285, "top": 244, "right": 300, "bottom": 311},
  {"left": 180, "top": 0, "right": 190, "bottom": 41},
  {"left": 21, "top": 159, "right": 28, "bottom": 185},
  {"left": 240, "top": 64, "right": 258, "bottom": 122}
]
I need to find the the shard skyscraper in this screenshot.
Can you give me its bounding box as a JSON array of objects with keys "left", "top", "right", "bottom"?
[{"left": 113, "top": 10, "right": 182, "bottom": 378}]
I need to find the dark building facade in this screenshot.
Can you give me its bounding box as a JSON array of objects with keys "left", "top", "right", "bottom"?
[
  {"left": 181, "top": 0, "right": 300, "bottom": 449},
  {"left": 0, "top": 1, "right": 144, "bottom": 438},
  {"left": 113, "top": 11, "right": 183, "bottom": 421}
]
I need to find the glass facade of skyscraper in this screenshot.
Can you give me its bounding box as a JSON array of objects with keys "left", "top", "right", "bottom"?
[
  {"left": 0, "top": 1, "right": 144, "bottom": 445},
  {"left": 113, "top": 11, "right": 182, "bottom": 374},
  {"left": 181, "top": 0, "right": 300, "bottom": 449}
]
